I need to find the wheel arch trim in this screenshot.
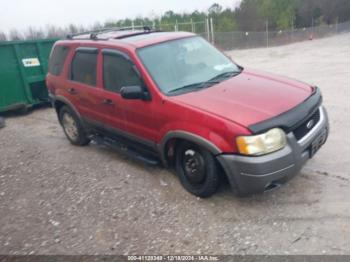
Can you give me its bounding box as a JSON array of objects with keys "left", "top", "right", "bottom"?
[
  {"left": 52, "top": 95, "right": 82, "bottom": 121},
  {"left": 158, "top": 130, "right": 223, "bottom": 166}
]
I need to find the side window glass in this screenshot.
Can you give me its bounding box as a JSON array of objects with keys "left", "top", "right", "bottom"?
[
  {"left": 103, "top": 53, "right": 141, "bottom": 93},
  {"left": 48, "top": 46, "right": 70, "bottom": 76},
  {"left": 71, "top": 51, "right": 97, "bottom": 86}
]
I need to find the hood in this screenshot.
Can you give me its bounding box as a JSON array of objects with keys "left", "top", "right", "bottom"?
[{"left": 170, "top": 68, "right": 313, "bottom": 128}]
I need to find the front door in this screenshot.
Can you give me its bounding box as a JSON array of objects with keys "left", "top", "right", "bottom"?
[{"left": 101, "top": 48, "right": 157, "bottom": 147}]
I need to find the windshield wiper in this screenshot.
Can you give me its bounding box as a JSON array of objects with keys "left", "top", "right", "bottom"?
[
  {"left": 208, "top": 70, "right": 241, "bottom": 82},
  {"left": 167, "top": 82, "right": 208, "bottom": 95},
  {"left": 167, "top": 70, "right": 242, "bottom": 95}
]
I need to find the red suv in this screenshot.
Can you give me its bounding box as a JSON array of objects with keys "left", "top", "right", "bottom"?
[{"left": 46, "top": 28, "right": 329, "bottom": 198}]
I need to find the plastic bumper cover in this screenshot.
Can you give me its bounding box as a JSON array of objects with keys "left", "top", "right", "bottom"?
[{"left": 217, "top": 106, "right": 329, "bottom": 195}]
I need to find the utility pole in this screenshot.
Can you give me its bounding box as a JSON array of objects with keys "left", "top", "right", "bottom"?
[
  {"left": 291, "top": 17, "right": 294, "bottom": 42},
  {"left": 210, "top": 18, "right": 215, "bottom": 45},
  {"left": 266, "top": 19, "right": 269, "bottom": 48},
  {"left": 336, "top": 17, "right": 339, "bottom": 34},
  {"left": 175, "top": 20, "right": 178, "bottom": 32},
  {"left": 206, "top": 18, "right": 210, "bottom": 41},
  {"left": 159, "top": 14, "right": 163, "bottom": 30}
]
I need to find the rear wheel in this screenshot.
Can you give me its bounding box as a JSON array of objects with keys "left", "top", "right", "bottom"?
[
  {"left": 175, "top": 142, "right": 220, "bottom": 198},
  {"left": 59, "top": 106, "right": 90, "bottom": 146}
]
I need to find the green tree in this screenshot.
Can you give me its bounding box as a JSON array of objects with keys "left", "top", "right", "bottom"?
[{"left": 259, "top": 0, "right": 298, "bottom": 30}]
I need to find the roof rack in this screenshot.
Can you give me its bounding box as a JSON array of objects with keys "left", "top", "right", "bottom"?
[{"left": 66, "top": 26, "right": 160, "bottom": 40}]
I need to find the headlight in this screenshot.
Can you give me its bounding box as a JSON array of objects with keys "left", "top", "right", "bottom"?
[{"left": 236, "top": 128, "right": 286, "bottom": 156}]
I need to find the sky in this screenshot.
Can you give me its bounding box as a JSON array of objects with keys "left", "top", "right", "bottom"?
[{"left": 0, "top": 0, "right": 241, "bottom": 34}]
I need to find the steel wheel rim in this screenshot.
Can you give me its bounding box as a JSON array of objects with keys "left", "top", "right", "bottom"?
[
  {"left": 62, "top": 113, "right": 78, "bottom": 141},
  {"left": 182, "top": 148, "right": 206, "bottom": 185}
]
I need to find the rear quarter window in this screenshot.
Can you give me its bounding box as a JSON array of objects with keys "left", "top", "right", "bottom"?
[{"left": 48, "top": 45, "right": 70, "bottom": 76}]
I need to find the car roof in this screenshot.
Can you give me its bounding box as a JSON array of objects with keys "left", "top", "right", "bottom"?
[
  {"left": 58, "top": 31, "right": 196, "bottom": 50},
  {"left": 117, "top": 31, "right": 195, "bottom": 47}
]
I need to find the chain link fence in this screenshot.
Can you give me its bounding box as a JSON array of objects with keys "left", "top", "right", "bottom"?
[
  {"left": 210, "top": 20, "right": 350, "bottom": 50},
  {"left": 159, "top": 20, "right": 208, "bottom": 35},
  {"left": 154, "top": 19, "right": 350, "bottom": 50}
]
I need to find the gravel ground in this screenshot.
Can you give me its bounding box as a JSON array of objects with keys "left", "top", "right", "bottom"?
[{"left": 1, "top": 33, "right": 350, "bottom": 255}]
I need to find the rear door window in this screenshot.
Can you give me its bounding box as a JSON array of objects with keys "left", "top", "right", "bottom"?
[
  {"left": 103, "top": 50, "right": 141, "bottom": 93},
  {"left": 48, "top": 45, "right": 70, "bottom": 76},
  {"left": 70, "top": 48, "right": 98, "bottom": 86}
]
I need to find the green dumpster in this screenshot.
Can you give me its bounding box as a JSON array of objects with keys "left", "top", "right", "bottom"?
[{"left": 0, "top": 38, "right": 58, "bottom": 113}]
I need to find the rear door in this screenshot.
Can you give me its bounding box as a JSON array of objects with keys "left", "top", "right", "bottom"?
[
  {"left": 67, "top": 47, "right": 106, "bottom": 125},
  {"left": 47, "top": 45, "right": 70, "bottom": 94}
]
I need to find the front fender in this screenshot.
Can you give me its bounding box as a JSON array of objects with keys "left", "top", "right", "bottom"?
[
  {"left": 161, "top": 130, "right": 223, "bottom": 155},
  {"left": 158, "top": 124, "right": 233, "bottom": 166}
]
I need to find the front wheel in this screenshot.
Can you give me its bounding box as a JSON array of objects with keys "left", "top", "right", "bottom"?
[
  {"left": 59, "top": 106, "right": 90, "bottom": 146},
  {"left": 175, "top": 142, "right": 220, "bottom": 198}
]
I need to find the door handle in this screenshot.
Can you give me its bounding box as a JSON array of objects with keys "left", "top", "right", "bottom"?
[
  {"left": 67, "top": 88, "right": 77, "bottom": 94},
  {"left": 102, "top": 99, "right": 114, "bottom": 105}
]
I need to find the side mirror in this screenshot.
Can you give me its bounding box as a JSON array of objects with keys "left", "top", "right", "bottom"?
[{"left": 120, "top": 85, "right": 150, "bottom": 101}]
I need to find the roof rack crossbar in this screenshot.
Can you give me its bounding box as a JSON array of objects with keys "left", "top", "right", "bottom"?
[
  {"left": 115, "top": 29, "right": 162, "bottom": 39},
  {"left": 66, "top": 26, "right": 158, "bottom": 40}
]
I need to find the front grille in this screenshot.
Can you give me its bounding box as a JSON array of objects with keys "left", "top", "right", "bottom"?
[{"left": 293, "top": 108, "right": 321, "bottom": 140}]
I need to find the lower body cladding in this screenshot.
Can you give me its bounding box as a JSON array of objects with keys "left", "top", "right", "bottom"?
[{"left": 217, "top": 106, "right": 329, "bottom": 196}]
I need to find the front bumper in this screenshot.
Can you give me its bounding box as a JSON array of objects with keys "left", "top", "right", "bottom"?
[{"left": 217, "top": 106, "right": 329, "bottom": 196}]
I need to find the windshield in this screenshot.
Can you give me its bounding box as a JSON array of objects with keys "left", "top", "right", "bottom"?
[{"left": 137, "top": 36, "right": 241, "bottom": 95}]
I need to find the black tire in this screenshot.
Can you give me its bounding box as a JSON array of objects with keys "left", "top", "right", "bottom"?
[
  {"left": 18, "top": 105, "right": 29, "bottom": 115},
  {"left": 0, "top": 117, "right": 5, "bottom": 129},
  {"left": 175, "top": 141, "right": 220, "bottom": 198},
  {"left": 58, "top": 106, "right": 90, "bottom": 146}
]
